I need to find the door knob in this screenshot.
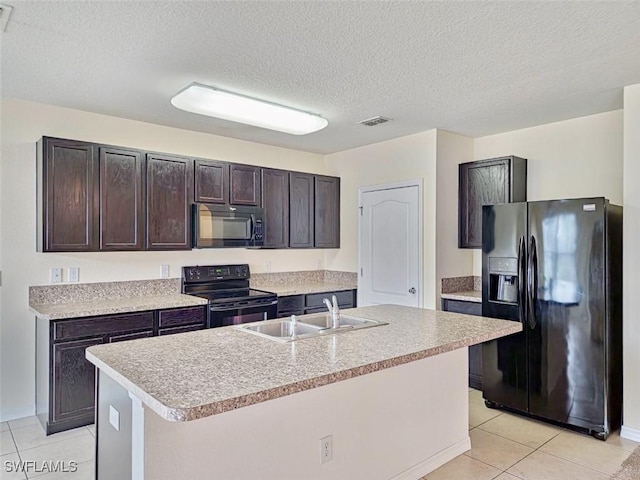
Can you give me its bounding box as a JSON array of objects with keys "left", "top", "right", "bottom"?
[{"left": 409, "top": 287, "right": 416, "bottom": 294}]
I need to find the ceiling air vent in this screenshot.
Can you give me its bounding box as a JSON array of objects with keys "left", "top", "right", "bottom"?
[{"left": 357, "top": 116, "right": 392, "bottom": 127}]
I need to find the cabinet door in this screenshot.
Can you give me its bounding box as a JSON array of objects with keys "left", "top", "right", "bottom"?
[
  {"left": 99, "top": 147, "right": 144, "bottom": 250},
  {"left": 52, "top": 337, "right": 103, "bottom": 424},
  {"left": 261, "top": 168, "right": 289, "bottom": 248},
  {"left": 459, "top": 158, "right": 510, "bottom": 248},
  {"left": 194, "top": 159, "right": 229, "bottom": 204},
  {"left": 314, "top": 175, "right": 340, "bottom": 248},
  {"left": 230, "top": 164, "right": 261, "bottom": 206},
  {"left": 146, "top": 153, "right": 193, "bottom": 250},
  {"left": 289, "top": 172, "right": 314, "bottom": 248},
  {"left": 41, "top": 138, "right": 98, "bottom": 252}
]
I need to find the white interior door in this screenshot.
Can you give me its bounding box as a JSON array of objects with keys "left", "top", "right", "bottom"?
[{"left": 358, "top": 183, "right": 422, "bottom": 307}]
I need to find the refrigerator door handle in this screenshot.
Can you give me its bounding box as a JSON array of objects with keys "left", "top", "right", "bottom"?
[
  {"left": 527, "top": 235, "right": 538, "bottom": 329},
  {"left": 517, "top": 235, "right": 526, "bottom": 325}
]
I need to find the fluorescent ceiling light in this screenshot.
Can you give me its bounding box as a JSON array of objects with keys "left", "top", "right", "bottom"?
[{"left": 171, "top": 83, "right": 328, "bottom": 135}]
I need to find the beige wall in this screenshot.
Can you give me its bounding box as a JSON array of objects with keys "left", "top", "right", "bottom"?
[
  {"left": 472, "top": 110, "right": 624, "bottom": 274},
  {"left": 324, "top": 130, "right": 438, "bottom": 309},
  {"left": 145, "top": 349, "right": 469, "bottom": 480},
  {"left": 0, "top": 98, "right": 328, "bottom": 420},
  {"left": 622, "top": 84, "right": 640, "bottom": 438},
  {"left": 435, "top": 130, "right": 474, "bottom": 302}
]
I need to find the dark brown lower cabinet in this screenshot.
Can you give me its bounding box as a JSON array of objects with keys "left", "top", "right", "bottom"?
[
  {"left": 277, "top": 289, "right": 357, "bottom": 317},
  {"left": 52, "top": 337, "right": 104, "bottom": 426},
  {"left": 37, "top": 305, "right": 206, "bottom": 435},
  {"left": 441, "top": 298, "right": 483, "bottom": 389}
]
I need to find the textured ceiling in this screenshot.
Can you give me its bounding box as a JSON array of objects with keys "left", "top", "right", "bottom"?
[{"left": 2, "top": 1, "right": 640, "bottom": 154}]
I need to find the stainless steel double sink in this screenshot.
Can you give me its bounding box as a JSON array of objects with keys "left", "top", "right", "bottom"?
[{"left": 236, "top": 313, "right": 388, "bottom": 342}]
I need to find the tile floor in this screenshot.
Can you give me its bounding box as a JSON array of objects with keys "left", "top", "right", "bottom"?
[
  {"left": 0, "top": 389, "right": 637, "bottom": 479},
  {"left": 424, "top": 389, "right": 639, "bottom": 479},
  {"left": 0, "top": 417, "right": 94, "bottom": 479}
]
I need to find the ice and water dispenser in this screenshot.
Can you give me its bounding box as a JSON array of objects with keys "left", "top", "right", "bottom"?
[{"left": 488, "top": 257, "right": 519, "bottom": 304}]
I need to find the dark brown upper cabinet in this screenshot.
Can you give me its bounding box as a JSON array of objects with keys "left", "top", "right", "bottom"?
[
  {"left": 99, "top": 147, "right": 144, "bottom": 250},
  {"left": 230, "top": 164, "right": 261, "bottom": 206},
  {"left": 194, "top": 159, "right": 229, "bottom": 204},
  {"left": 261, "top": 168, "right": 290, "bottom": 248},
  {"left": 38, "top": 137, "right": 99, "bottom": 252},
  {"left": 289, "top": 172, "right": 314, "bottom": 248},
  {"left": 458, "top": 155, "right": 527, "bottom": 248},
  {"left": 37, "top": 136, "right": 342, "bottom": 252},
  {"left": 145, "top": 153, "right": 193, "bottom": 250},
  {"left": 314, "top": 175, "right": 340, "bottom": 248}
]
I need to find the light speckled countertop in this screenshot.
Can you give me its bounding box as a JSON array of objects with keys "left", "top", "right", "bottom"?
[
  {"left": 86, "top": 304, "right": 520, "bottom": 422},
  {"left": 30, "top": 294, "right": 208, "bottom": 320},
  {"left": 440, "top": 290, "right": 482, "bottom": 303},
  {"left": 263, "top": 282, "right": 357, "bottom": 296}
]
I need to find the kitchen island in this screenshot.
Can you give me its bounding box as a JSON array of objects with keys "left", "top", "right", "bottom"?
[{"left": 86, "top": 304, "right": 520, "bottom": 480}]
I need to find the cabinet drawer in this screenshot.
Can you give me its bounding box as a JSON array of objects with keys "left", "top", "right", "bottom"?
[
  {"left": 158, "top": 306, "right": 206, "bottom": 328},
  {"left": 109, "top": 330, "right": 153, "bottom": 343},
  {"left": 53, "top": 312, "right": 154, "bottom": 341},
  {"left": 441, "top": 299, "right": 482, "bottom": 316},
  {"left": 306, "top": 290, "right": 354, "bottom": 308},
  {"left": 304, "top": 306, "right": 328, "bottom": 314},
  {"left": 159, "top": 324, "right": 204, "bottom": 336},
  {"left": 277, "top": 295, "right": 304, "bottom": 312}
]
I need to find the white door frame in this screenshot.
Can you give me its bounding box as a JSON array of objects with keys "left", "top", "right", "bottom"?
[{"left": 357, "top": 179, "right": 424, "bottom": 308}]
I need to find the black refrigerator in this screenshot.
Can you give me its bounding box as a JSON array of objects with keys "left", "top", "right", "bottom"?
[{"left": 481, "top": 197, "right": 622, "bottom": 439}]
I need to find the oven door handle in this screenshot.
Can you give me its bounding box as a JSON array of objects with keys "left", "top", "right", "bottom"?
[{"left": 209, "top": 299, "right": 278, "bottom": 312}]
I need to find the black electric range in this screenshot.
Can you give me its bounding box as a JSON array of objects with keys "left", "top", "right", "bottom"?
[{"left": 181, "top": 264, "right": 278, "bottom": 328}]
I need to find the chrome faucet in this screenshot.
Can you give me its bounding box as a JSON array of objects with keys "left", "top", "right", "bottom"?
[
  {"left": 290, "top": 314, "right": 298, "bottom": 339},
  {"left": 323, "top": 295, "right": 340, "bottom": 329}
]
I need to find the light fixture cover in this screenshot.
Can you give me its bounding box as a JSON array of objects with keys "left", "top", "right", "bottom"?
[{"left": 171, "top": 83, "right": 328, "bottom": 135}]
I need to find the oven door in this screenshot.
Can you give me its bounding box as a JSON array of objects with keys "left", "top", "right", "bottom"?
[{"left": 208, "top": 300, "right": 278, "bottom": 328}]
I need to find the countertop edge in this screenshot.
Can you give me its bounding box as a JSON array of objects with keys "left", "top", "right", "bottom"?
[
  {"left": 440, "top": 292, "right": 482, "bottom": 303},
  {"left": 87, "top": 321, "right": 521, "bottom": 422},
  {"left": 29, "top": 295, "right": 209, "bottom": 321}
]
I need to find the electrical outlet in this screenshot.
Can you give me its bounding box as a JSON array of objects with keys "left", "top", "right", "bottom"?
[
  {"left": 320, "top": 435, "right": 333, "bottom": 463},
  {"left": 109, "top": 405, "right": 120, "bottom": 431},
  {"left": 68, "top": 267, "right": 79, "bottom": 282},
  {"left": 264, "top": 261, "right": 271, "bottom": 273},
  {"left": 316, "top": 259, "right": 323, "bottom": 270},
  {"left": 161, "top": 264, "right": 170, "bottom": 278},
  {"left": 50, "top": 267, "right": 62, "bottom": 284}
]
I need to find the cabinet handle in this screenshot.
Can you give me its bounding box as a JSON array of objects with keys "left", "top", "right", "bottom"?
[{"left": 409, "top": 287, "right": 416, "bottom": 294}]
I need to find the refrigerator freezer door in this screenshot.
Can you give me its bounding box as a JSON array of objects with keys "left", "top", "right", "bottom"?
[
  {"left": 527, "top": 198, "right": 606, "bottom": 430},
  {"left": 482, "top": 202, "right": 528, "bottom": 413}
]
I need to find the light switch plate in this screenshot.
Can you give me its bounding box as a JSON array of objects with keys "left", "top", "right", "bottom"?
[
  {"left": 161, "top": 264, "right": 170, "bottom": 278},
  {"left": 50, "top": 268, "right": 62, "bottom": 284},
  {"left": 68, "top": 267, "right": 79, "bottom": 282},
  {"left": 109, "top": 405, "right": 120, "bottom": 431}
]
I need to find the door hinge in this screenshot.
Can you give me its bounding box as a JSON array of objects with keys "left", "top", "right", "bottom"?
[
  {"left": 359, "top": 206, "right": 363, "bottom": 216},
  {"left": 360, "top": 268, "right": 363, "bottom": 276}
]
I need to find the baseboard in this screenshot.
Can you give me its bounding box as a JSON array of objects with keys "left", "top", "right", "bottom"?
[
  {"left": 390, "top": 436, "right": 471, "bottom": 480},
  {"left": 621, "top": 425, "right": 640, "bottom": 442}
]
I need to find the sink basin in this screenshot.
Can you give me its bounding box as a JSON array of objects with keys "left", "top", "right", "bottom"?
[
  {"left": 297, "top": 313, "right": 386, "bottom": 330},
  {"left": 236, "top": 314, "right": 388, "bottom": 342},
  {"left": 238, "top": 320, "right": 321, "bottom": 342}
]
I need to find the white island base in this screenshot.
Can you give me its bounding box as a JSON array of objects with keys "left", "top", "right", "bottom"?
[{"left": 97, "top": 348, "right": 470, "bottom": 480}]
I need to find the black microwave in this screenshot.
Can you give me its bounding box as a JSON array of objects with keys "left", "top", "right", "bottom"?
[{"left": 192, "top": 203, "right": 264, "bottom": 248}]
